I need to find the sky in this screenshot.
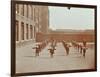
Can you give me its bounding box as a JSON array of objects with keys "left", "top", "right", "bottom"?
[{"left": 49, "top": 6, "right": 94, "bottom": 30}]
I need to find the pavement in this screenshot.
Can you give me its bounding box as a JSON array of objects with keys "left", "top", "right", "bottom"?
[{"left": 16, "top": 42, "right": 95, "bottom": 73}]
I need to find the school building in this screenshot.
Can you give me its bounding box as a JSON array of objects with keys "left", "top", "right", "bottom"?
[{"left": 15, "top": 4, "right": 49, "bottom": 47}]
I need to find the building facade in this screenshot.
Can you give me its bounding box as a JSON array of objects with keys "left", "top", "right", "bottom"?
[
  {"left": 15, "top": 4, "right": 49, "bottom": 47},
  {"left": 48, "top": 29, "right": 95, "bottom": 42},
  {"left": 35, "top": 5, "right": 49, "bottom": 42}
]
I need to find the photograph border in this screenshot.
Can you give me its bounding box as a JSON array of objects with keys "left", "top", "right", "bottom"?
[{"left": 11, "top": 0, "right": 97, "bottom": 77}]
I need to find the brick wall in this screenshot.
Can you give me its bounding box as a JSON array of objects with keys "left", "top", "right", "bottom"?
[{"left": 47, "top": 33, "right": 95, "bottom": 42}]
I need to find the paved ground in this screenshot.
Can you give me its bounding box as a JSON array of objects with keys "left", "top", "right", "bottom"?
[{"left": 16, "top": 42, "right": 95, "bottom": 73}]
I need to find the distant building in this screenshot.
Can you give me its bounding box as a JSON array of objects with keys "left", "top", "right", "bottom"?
[
  {"left": 15, "top": 4, "right": 49, "bottom": 47},
  {"left": 35, "top": 5, "right": 49, "bottom": 42},
  {"left": 48, "top": 29, "right": 95, "bottom": 42}
]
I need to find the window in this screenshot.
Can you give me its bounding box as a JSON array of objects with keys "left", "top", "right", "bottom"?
[
  {"left": 34, "top": 7, "right": 39, "bottom": 22},
  {"left": 16, "top": 4, "right": 19, "bottom": 14},
  {"left": 26, "top": 24, "right": 28, "bottom": 39},
  {"left": 37, "top": 8, "right": 39, "bottom": 23},
  {"left": 21, "top": 4, "right": 24, "bottom": 16},
  {"left": 21, "top": 22, "right": 24, "bottom": 40},
  {"left": 26, "top": 5, "right": 28, "bottom": 17},
  {"left": 30, "top": 25, "right": 33, "bottom": 39},
  {"left": 31, "top": 6, "right": 33, "bottom": 19},
  {"left": 34, "top": 8, "right": 36, "bottom": 21},
  {"left": 34, "top": 26, "right": 36, "bottom": 38},
  {"left": 16, "top": 20, "right": 19, "bottom": 41}
]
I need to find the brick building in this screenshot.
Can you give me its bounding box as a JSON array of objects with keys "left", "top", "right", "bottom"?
[{"left": 48, "top": 29, "right": 95, "bottom": 42}]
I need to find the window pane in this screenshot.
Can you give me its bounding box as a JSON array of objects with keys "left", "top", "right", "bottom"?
[
  {"left": 16, "top": 20, "right": 19, "bottom": 41},
  {"left": 30, "top": 25, "right": 33, "bottom": 39},
  {"left": 26, "top": 24, "right": 28, "bottom": 39},
  {"left": 16, "top": 4, "right": 19, "bottom": 14},
  {"left": 21, "top": 22, "right": 24, "bottom": 40}
]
